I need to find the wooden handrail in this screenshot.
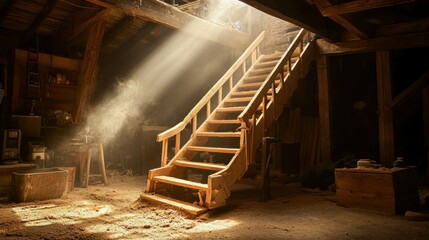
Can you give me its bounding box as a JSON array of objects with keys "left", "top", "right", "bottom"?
[
  {"left": 157, "top": 31, "right": 266, "bottom": 142},
  {"left": 238, "top": 29, "right": 308, "bottom": 122}
]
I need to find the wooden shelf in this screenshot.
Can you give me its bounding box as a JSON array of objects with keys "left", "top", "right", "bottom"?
[{"left": 47, "top": 83, "right": 77, "bottom": 89}]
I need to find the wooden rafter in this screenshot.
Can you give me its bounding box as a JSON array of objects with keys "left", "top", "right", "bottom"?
[
  {"left": 87, "top": 0, "right": 250, "bottom": 49},
  {"left": 0, "top": 0, "right": 18, "bottom": 25},
  {"left": 313, "top": 0, "right": 373, "bottom": 39},
  {"left": 391, "top": 70, "right": 429, "bottom": 107},
  {"left": 319, "top": 0, "right": 417, "bottom": 17},
  {"left": 102, "top": 15, "right": 135, "bottom": 47},
  {"left": 22, "top": 0, "right": 60, "bottom": 42},
  {"left": 316, "top": 31, "right": 429, "bottom": 54},
  {"left": 240, "top": 0, "right": 344, "bottom": 41},
  {"left": 377, "top": 17, "right": 429, "bottom": 36},
  {"left": 56, "top": 7, "right": 111, "bottom": 47}
]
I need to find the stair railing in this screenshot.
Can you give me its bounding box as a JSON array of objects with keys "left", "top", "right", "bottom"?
[
  {"left": 238, "top": 29, "right": 313, "bottom": 164},
  {"left": 157, "top": 31, "right": 266, "bottom": 166}
]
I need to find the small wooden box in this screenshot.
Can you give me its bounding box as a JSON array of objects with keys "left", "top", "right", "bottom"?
[{"left": 335, "top": 167, "right": 419, "bottom": 214}]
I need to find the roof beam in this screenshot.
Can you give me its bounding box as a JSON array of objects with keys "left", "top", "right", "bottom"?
[
  {"left": 22, "top": 0, "right": 60, "bottom": 42},
  {"left": 0, "top": 0, "right": 18, "bottom": 25},
  {"left": 313, "top": 0, "right": 374, "bottom": 39},
  {"left": 240, "top": 0, "right": 344, "bottom": 41},
  {"left": 319, "top": 0, "right": 417, "bottom": 17},
  {"left": 377, "top": 16, "right": 429, "bottom": 36},
  {"left": 87, "top": 0, "right": 250, "bottom": 49},
  {"left": 102, "top": 15, "right": 136, "bottom": 47},
  {"left": 55, "top": 7, "right": 111, "bottom": 50},
  {"left": 317, "top": 31, "right": 429, "bottom": 55}
]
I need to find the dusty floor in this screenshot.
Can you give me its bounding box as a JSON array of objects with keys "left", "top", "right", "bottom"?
[{"left": 1, "top": 172, "right": 428, "bottom": 240}]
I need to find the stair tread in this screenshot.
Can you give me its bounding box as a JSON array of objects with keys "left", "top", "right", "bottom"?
[
  {"left": 187, "top": 146, "right": 239, "bottom": 154},
  {"left": 207, "top": 119, "right": 241, "bottom": 124},
  {"left": 175, "top": 160, "right": 226, "bottom": 171},
  {"left": 217, "top": 106, "right": 262, "bottom": 112},
  {"left": 196, "top": 131, "right": 241, "bottom": 137},
  {"left": 153, "top": 175, "right": 208, "bottom": 191},
  {"left": 140, "top": 193, "right": 207, "bottom": 215}
]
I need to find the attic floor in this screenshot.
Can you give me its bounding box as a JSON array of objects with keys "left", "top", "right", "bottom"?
[{"left": 0, "top": 172, "right": 428, "bottom": 240}]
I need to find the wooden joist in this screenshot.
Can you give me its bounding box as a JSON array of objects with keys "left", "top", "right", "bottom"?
[
  {"left": 316, "top": 31, "right": 429, "bottom": 55},
  {"left": 318, "top": 0, "right": 417, "bottom": 16},
  {"left": 102, "top": 15, "right": 135, "bottom": 47},
  {"left": 22, "top": 0, "right": 59, "bottom": 42},
  {"left": 0, "top": 0, "right": 18, "bottom": 25},
  {"left": 87, "top": 0, "right": 250, "bottom": 49},
  {"left": 313, "top": 0, "right": 373, "bottom": 39}
]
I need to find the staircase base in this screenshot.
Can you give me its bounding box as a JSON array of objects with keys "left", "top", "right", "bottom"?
[{"left": 140, "top": 192, "right": 208, "bottom": 215}]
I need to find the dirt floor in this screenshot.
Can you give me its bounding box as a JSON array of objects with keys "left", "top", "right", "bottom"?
[{"left": 1, "top": 171, "right": 429, "bottom": 240}]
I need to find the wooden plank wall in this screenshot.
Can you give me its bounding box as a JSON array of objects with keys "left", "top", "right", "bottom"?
[{"left": 423, "top": 86, "right": 429, "bottom": 179}]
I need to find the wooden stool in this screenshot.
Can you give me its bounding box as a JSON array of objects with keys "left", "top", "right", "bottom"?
[{"left": 83, "top": 143, "right": 108, "bottom": 187}]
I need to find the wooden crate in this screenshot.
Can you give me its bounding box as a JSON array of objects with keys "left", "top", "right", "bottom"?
[{"left": 335, "top": 167, "right": 420, "bottom": 214}]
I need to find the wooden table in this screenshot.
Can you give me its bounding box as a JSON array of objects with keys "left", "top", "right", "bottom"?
[{"left": 335, "top": 167, "right": 419, "bottom": 214}]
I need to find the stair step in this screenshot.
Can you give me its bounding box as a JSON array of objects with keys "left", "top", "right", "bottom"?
[
  {"left": 175, "top": 160, "right": 226, "bottom": 171},
  {"left": 217, "top": 106, "right": 245, "bottom": 112},
  {"left": 243, "top": 75, "right": 267, "bottom": 83},
  {"left": 225, "top": 97, "right": 253, "bottom": 103},
  {"left": 140, "top": 193, "right": 208, "bottom": 215},
  {"left": 255, "top": 59, "right": 278, "bottom": 69},
  {"left": 250, "top": 67, "right": 273, "bottom": 76},
  {"left": 238, "top": 82, "right": 263, "bottom": 89},
  {"left": 231, "top": 89, "right": 273, "bottom": 97},
  {"left": 207, "top": 119, "right": 241, "bottom": 125},
  {"left": 260, "top": 53, "right": 283, "bottom": 62},
  {"left": 196, "top": 132, "right": 241, "bottom": 137},
  {"left": 187, "top": 146, "right": 239, "bottom": 154},
  {"left": 153, "top": 175, "right": 208, "bottom": 191}
]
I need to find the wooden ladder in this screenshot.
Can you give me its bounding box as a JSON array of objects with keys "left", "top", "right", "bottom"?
[{"left": 141, "top": 29, "right": 318, "bottom": 215}]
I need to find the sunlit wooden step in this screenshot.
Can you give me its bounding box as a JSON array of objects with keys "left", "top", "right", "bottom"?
[
  {"left": 196, "top": 132, "right": 241, "bottom": 137},
  {"left": 243, "top": 75, "right": 268, "bottom": 83},
  {"left": 225, "top": 97, "right": 253, "bottom": 102},
  {"left": 140, "top": 193, "right": 207, "bottom": 215},
  {"left": 207, "top": 119, "right": 241, "bottom": 125},
  {"left": 254, "top": 60, "right": 278, "bottom": 69},
  {"left": 187, "top": 146, "right": 239, "bottom": 154},
  {"left": 152, "top": 176, "right": 208, "bottom": 191},
  {"left": 260, "top": 53, "right": 283, "bottom": 62},
  {"left": 231, "top": 89, "right": 273, "bottom": 97},
  {"left": 249, "top": 67, "right": 273, "bottom": 76},
  {"left": 175, "top": 160, "right": 226, "bottom": 171}
]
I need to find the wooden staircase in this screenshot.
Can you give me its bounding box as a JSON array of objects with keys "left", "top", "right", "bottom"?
[{"left": 141, "top": 29, "right": 318, "bottom": 215}]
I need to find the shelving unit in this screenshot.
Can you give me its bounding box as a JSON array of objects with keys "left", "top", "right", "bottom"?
[{"left": 12, "top": 49, "right": 82, "bottom": 126}]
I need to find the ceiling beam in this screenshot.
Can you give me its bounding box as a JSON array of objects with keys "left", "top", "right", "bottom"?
[
  {"left": 377, "top": 16, "right": 429, "bottom": 36},
  {"left": 0, "top": 0, "right": 18, "bottom": 25},
  {"left": 22, "top": 0, "right": 60, "bottom": 42},
  {"left": 317, "top": 31, "right": 429, "bottom": 55},
  {"left": 55, "top": 7, "right": 111, "bottom": 50},
  {"left": 240, "top": 0, "right": 345, "bottom": 41},
  {"left": 313, "top": 0, "right": 373, "bottom": 39},
  {"left": 319, "top": 0, "right": 417, "bottom": 17},
  {"left": 102, "top": 15, "right": 136, "bottom": 47},
  {"left": 87, "top": 0, "right": 250, "bottom": 49}
]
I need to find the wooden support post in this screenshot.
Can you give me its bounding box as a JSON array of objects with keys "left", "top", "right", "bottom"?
[
  {"left": 423, "top": 86, "right": 429, "bottom": 178},
  {"left": 376, "top": 51, "right": 395, "bottom": 165},
  {"left": 317, "top": 55, "right": 331, "bottom": 163},
  {"left": 74, "top": 20, "right": 106, "bottom": 123},
  {"left": 161, "top": 140, "right": 168, "bottom": 167},
  {"left": 206, "top": 100, "right": 211, "bottom": 118},
  {"left": 218, "top": 88, "right": 222, "bottom": 105}
]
